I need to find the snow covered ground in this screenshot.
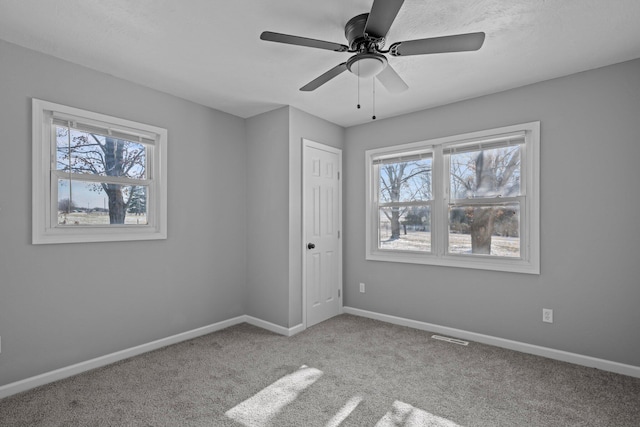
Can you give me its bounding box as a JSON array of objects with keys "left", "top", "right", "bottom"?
[
  {"left": 379, "top": 230, "right": 520, "bottom": 257},
  {"left": 57, "top": 211, "right": 147, "bottom": 226}
]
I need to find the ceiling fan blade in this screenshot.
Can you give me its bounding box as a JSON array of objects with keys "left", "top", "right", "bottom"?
[
  {"left": 389, "top": 32, "right": 486, "bottom": 57},
  {"left": 260, "top": 31, "right": 349, "bottom": 52},
  {"left": 300, "top": 63, "right": 348, "bottom": 91},
  {"left": 364, "top": 0, "right": 405, "bottom": 40},
  {"left": 376, "top": 64, "right": 408, "bottom": 93}
]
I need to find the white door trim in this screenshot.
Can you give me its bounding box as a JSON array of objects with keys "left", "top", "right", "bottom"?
[{"left": 302, "top": 138, "right": 343, "bottom": 330}]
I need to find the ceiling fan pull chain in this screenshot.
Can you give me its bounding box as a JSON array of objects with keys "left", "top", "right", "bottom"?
[
  {"left": 357, "top": 61, "right": 361, "bottom": 109},
  {"left": 372, "top": 78, "right": 376, "bottom": 120}
]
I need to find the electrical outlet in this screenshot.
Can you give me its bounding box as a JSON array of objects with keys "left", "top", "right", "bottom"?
[
  {"left": 359, "top": 282, "right": 365, "bottom": 293},
  {"left": 542, "top": 308, "right": 553, "bottom": 323}
]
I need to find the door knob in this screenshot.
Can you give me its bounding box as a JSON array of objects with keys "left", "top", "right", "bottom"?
[{"left": 307, "top": 243, "right": 316, "bottom": 250}]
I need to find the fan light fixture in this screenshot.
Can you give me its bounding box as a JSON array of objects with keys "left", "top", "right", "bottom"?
[{"left": 346, "top": 53, "right": 387, "bottom": 78}]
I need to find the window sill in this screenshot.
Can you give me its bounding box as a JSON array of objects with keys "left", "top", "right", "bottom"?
[
  {"left": 33, "top": 226, "right": 167, "bottom": 245},
  {"left": 366, "top": 251, "right": 539, "bottom": 275}
]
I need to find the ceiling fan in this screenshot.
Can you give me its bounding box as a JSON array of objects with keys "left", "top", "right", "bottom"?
[{"left": 260, "top": 0, "right": 485, "bottom": 93}]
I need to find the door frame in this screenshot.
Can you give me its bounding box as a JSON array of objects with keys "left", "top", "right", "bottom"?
[{"left": 302, "top": 138, "right": 343, "bottom": 329}]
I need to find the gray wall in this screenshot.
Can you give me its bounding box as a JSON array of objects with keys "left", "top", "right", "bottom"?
[
  {"left": 2, "top": 36, "right": 638, "bottom": 389},
  {"left": 0, "top": 40, "right": 247, "bottom": 386},
  {"left": 343, "top": 58, "right": 640, "bottom": 366},
  {"left": 245, "top": 107, "right": 291, "bottom": 327},
  {"left": 245, "top": 106, "right": 344, "bottom": 328}
]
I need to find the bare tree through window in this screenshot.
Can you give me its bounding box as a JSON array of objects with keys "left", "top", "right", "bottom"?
[{"left": 56, "top": 126, "right": 147, "bottom": 225}]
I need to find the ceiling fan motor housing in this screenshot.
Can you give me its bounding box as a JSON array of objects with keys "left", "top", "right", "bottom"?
[
  {"left": 345, "top": 13, "right": 388, "bottom": 77},
  {"left": 345, "top": 13, "right": 372, "bottom": 50}
]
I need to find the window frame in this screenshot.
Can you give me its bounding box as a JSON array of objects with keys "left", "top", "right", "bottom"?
[
  {"left": 365, "top": 122, "right": 540, "bottom": 274},
  {"left": 32, "top": 98, "right": 168, "bottom": 244}
]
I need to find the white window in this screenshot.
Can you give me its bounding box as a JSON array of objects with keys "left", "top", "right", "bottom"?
[
  {"left": 32, "top": 99, "right": 167, "bottom": 244},
  {"left": 366, "top": 122, "right": 540, "bottom": 274}
]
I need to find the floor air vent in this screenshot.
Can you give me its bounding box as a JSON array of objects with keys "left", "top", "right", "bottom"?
[{"left": 431, "top": 335, "right": 469, "bottom": 346}]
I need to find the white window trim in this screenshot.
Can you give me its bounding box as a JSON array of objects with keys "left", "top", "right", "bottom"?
[
  {"left": 365, "top": 122, "right": 540, "bottom": 274},
  {"left": 32, "top": 98, "right": 168, "bottom": 244}
]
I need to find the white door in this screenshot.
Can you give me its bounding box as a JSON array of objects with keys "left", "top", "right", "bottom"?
[{"left": 303, "top": 140, "right": 342, "bottom": 328}]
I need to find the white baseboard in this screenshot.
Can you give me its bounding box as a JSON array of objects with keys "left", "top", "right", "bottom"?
[
  {"left": 245, "top": 316, "right": 304, "bottom": 337},
  {"left": 288, "top": 323, "right": 306, "bottom": 337},
  {"left": 343, "top": 306, "right": 640, "bottom": 378},
  {"left": 7, "top": 307, "right": 634, "bottom": 401},
  {"left": 0, "top": 314, "right": 303, "bottom": 400}
]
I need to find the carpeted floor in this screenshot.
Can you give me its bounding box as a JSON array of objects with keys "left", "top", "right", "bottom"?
[{"left": 1, "top": 314, "right": 639, "bottom": 426}]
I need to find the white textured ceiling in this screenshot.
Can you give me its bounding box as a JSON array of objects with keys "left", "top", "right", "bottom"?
[{"left": 1, "top": 0, "right": 639, "bottom": 127}]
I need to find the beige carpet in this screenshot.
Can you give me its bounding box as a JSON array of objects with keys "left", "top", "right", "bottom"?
[{"left": 1, "top": 314, "right": 639, "bottom": 426}]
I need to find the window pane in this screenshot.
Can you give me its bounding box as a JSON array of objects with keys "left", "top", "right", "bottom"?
[
  {"left": 379, "top": 206, "right": 431, "bottom": 252},
  {"left": 449, "top": 146, "right": 520, "bottom": 199},
  {"left": 57, "top": 179, "right": 148, "bottom": 226},
  {"left": 448, "top": 204, "right": 520, "bottom": 257},
  {"left": 56, "top": 126, "right": 147, "bottom": 179},
  {"left": 379, "top": 157, "right": 432, "bottom": 203}
]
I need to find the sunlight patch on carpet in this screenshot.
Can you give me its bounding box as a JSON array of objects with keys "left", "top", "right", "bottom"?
[
  {"left": 325, "top": 395, "right": 363, "bottom": 427},
  {"left": 225, "top": 365, "right": 323, "bottom": 427},
  {"left": 375, "top": 400, "right": 462, "bottom": 427}
]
